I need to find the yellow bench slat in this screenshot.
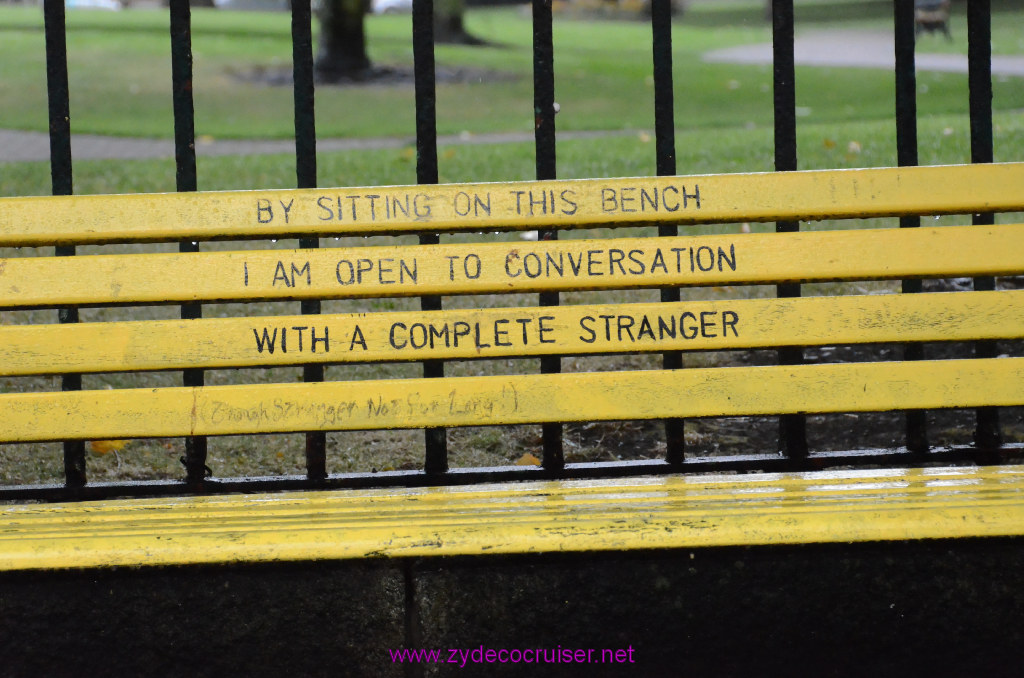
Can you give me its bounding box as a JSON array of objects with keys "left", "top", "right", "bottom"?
[
  {"left": 2, "top": 164, "right": 1023, "bottom": 246},
  {"left": 1, "top": 465, "right": 1022, "bottom": 570},
  {"left": 2, "top": 357, "right": 1023, "bottom": 442},
  {"left": 3, "top": 225, "right": 1023, "bottom": 308},
  {"left": 0, "top": 289, "right": 1020, "bottom": 375}
]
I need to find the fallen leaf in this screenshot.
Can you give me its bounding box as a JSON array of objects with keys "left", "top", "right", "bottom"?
[
  {"left": 89, "top": 439, "right": 129, "bottom": 456},
  {"left": 516, "top": 452, "right": 542, "bottom": 466}
]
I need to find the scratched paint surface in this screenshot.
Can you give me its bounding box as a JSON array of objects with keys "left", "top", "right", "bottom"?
[
  {"left": 1, "top": 164, "right": 1023, "bottom": 246},
  {"left": 0, "top": 290, "right": 1021, "bottom": 375},
  {"left": 1, "top": 465, "right": 1022, "bottom": 570},
  {"left": 2, "top": 357, "right": 1023, "bottom": 442}
]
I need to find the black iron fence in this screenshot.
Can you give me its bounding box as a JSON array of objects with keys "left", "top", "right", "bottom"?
[{"left": 7, "top": 0, "right": 1019, "bottom": 501}]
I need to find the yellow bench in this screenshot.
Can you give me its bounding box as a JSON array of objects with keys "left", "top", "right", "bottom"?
[{"left": 2, "top": 162, "right": 1024, "bottom": 570}]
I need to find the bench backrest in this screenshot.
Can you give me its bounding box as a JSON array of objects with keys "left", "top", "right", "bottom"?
[
  {"left": 2, "top": 0, "right": 1020, "bottom": 501},
  {"left": 2, "top": 163, "right": 1024, "bottom": 498}
]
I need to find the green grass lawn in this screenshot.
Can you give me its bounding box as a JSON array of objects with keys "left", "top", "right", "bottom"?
[
  {"left": 3, "top": 108, "right": 1023, "bottom": 198},
  {"left": 0, "top": 0, "right": 1022, "bottom": 143}
]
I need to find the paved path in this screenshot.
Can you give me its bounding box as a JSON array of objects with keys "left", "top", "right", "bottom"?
[
  {"left": 0, "top": 128, "right": 639, "bottom": 164},
  {"left": 704, "top": 29, "right": 1024, "bottom": 75}
]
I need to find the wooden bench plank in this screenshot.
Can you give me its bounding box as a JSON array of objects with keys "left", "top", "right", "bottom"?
[
  {"left": 2, "top": 465, "right": 1022, "bottom": 570},
  {"left": 2, "top": 164, "right": 1023, "bottom": 246},
  {"left": 1, "top": 290, "right": 1021, "bottom": 376},
  {"left": 3, "top": 357, "right": 1023, "bottom": 442},
  {"left": 4, "top": 225, "right": 1024, "bottom": 308}
]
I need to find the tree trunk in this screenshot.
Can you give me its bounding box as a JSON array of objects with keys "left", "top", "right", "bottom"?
[
  {"left": 315, "top": 0, "right": 372, "bottom": 82},
  {"left": 434, "top": 0, "right": 483, "bottom": 45}
]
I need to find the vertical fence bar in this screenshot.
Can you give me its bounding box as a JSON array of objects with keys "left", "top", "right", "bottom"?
[
  {"left": 651, "top": 0, "right": 684, "bottom": 464},
  {"left": 413, "top": 0, "right": 448, "bottom": 474},
  {"left": 532, "top": 0, "right": 563, "bottom": 471},
  {"left": 967, "top": 0, "right": 1001, "bottom": 455},
  {"left": 894, "top": 0, "right": 928, "bottom": 455},
  {"left": 292, "top": 0, "right": 327, "bottom": 481},
  {"left": 771, "top": 0, "right": 807, "bottom": 461},
  {"left": 43, "top": 0, "right": 85, "bottom": 490},
  {"left": 170, "top": 0, "right": 208, "bottom": 485}
]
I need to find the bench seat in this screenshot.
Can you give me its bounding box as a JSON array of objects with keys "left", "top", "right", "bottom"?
[{"left": 2, "top": 464, "right": 1023, "bottom": 571}]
